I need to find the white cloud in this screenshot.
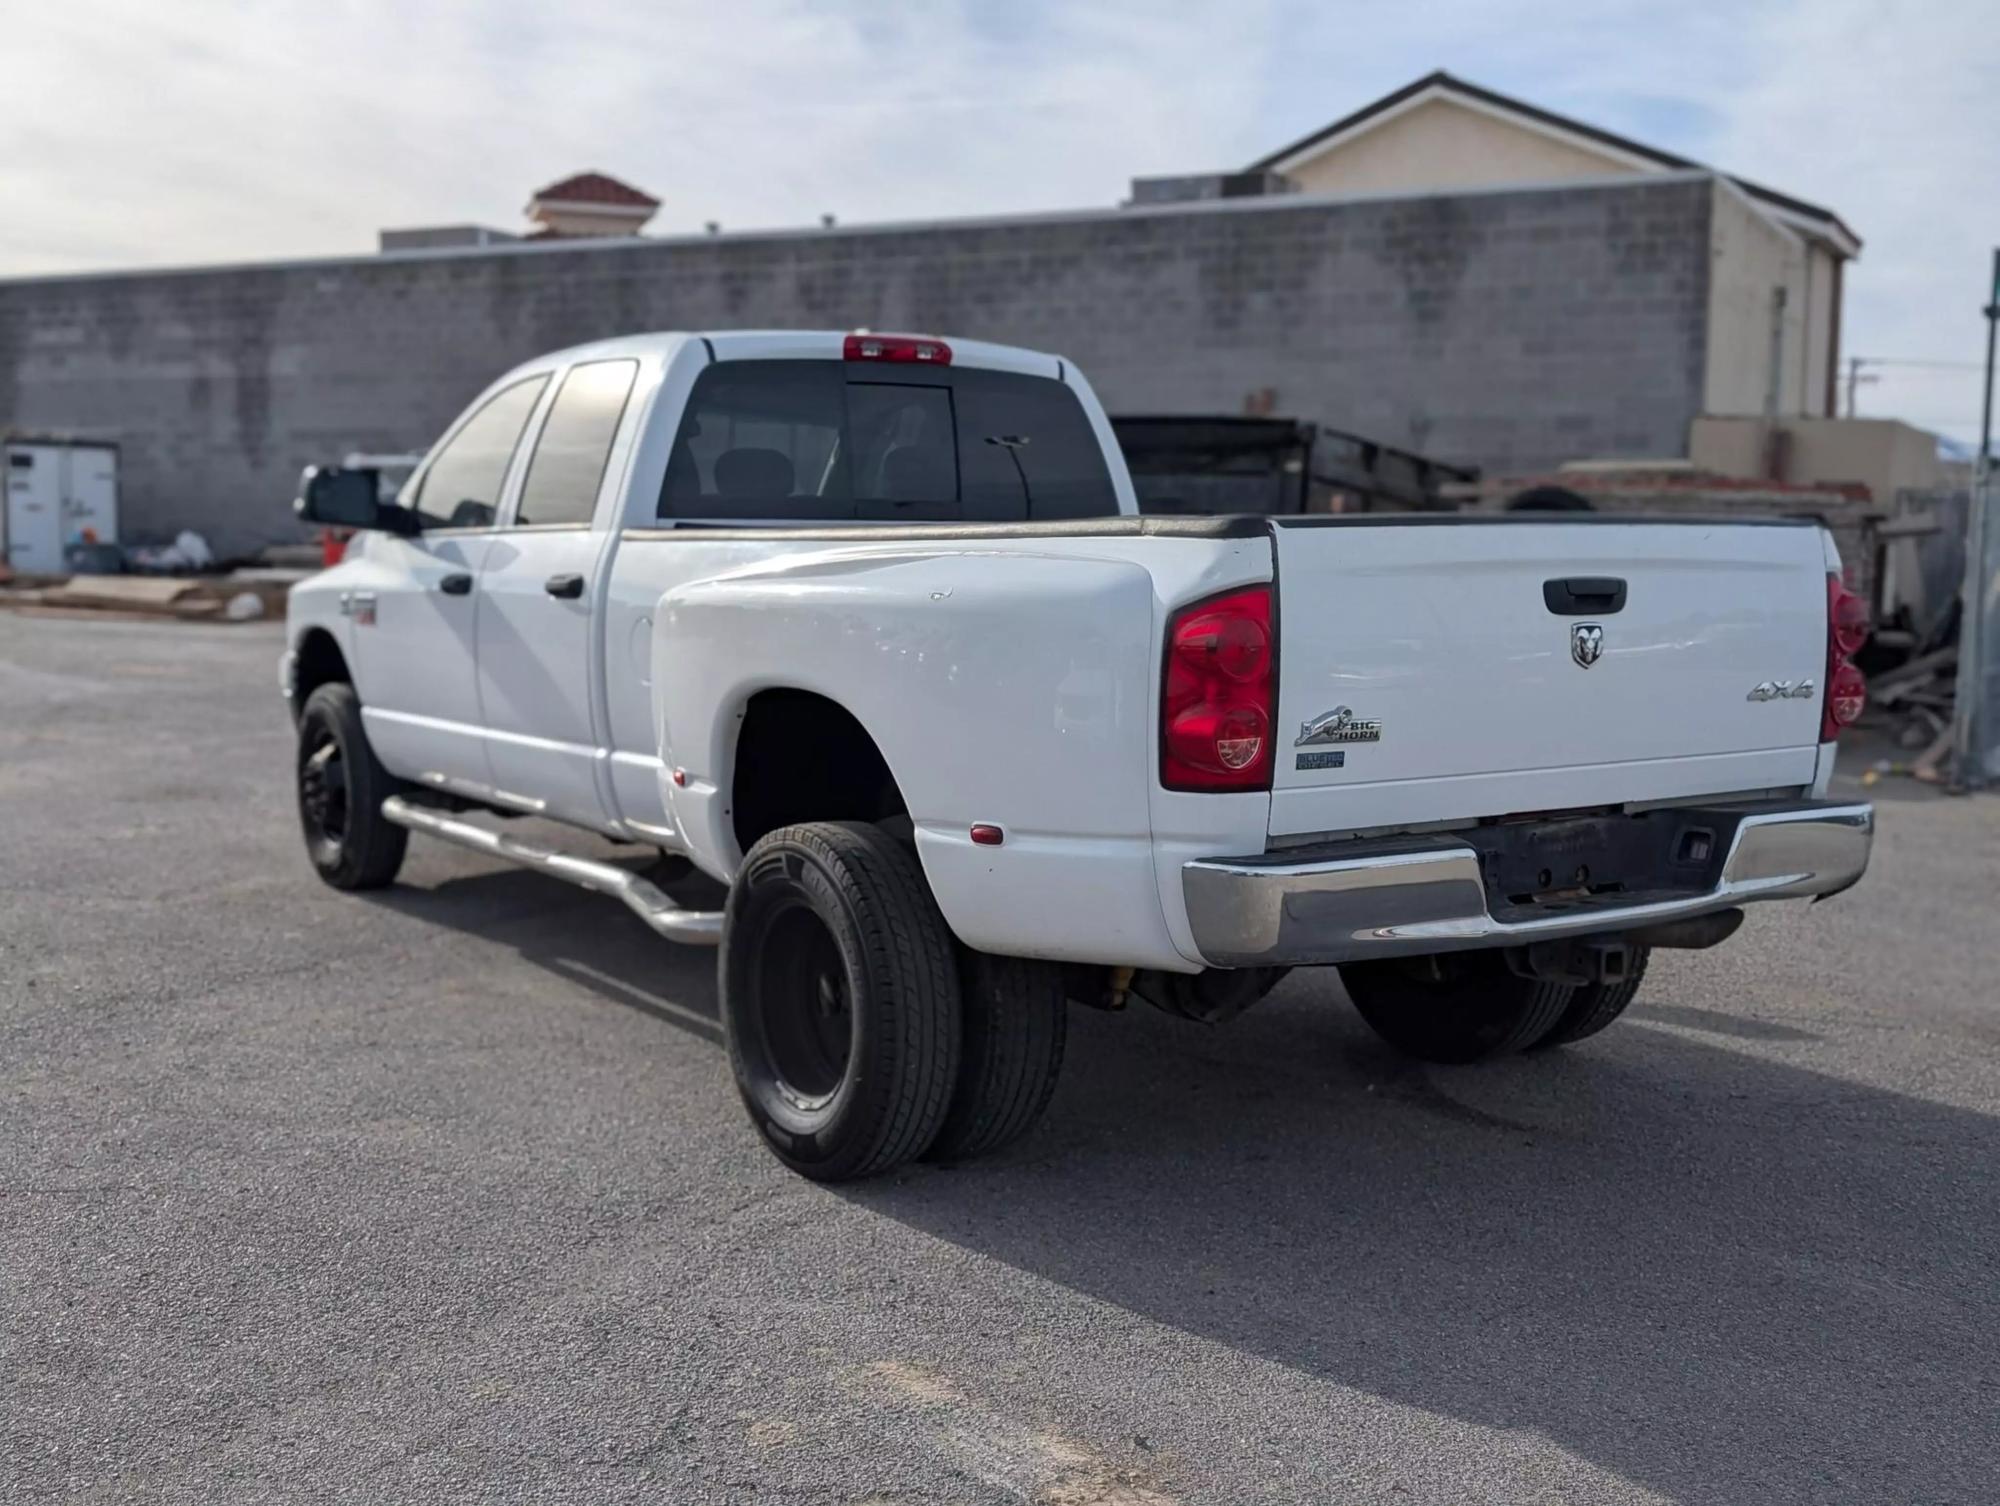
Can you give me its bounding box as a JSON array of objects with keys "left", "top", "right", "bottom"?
[{"left": 1, "top": 0, "right": 1993, "bottom": 443}]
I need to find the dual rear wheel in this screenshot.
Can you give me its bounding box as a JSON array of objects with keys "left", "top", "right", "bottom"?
[
  {"left": 719, "top": 821, "right": 1067, "bottom": 1183},
  {"left": 1340, "top": 946, "right": 1650, "bottom": 1064}
]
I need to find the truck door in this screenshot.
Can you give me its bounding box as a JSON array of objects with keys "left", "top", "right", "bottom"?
[
  {"left": 350, "top": 374, "right": 548, "bottom": 790},
  {"left": 474, "top": 358, "right": 640, "bottom": 830}
]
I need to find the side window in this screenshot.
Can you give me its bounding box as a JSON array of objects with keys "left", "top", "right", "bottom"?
[
  {"left": 515, "top": 359, "right": 638, "bottom": 527},
  {"left": 412, "top": 376, "right": 548, "bottom": 529},
  {"left": 847, "top": 383, "right": 959, "bottom": 520},
  {"left": 659, "top": 361, "right": 847, "bottom": 521}
]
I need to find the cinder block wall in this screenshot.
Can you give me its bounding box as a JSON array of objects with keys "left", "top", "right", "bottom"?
[{"left": 0, "top": 176, "right": 1713, "bottom": 557}]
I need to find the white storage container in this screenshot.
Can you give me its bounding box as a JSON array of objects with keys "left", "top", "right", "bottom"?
[{"left": 3, "top": 438, "right": 119, "bottom": 575}]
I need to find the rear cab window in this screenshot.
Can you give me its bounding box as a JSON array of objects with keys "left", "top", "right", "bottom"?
[{"left": 658, "top": 360, "right": 1118, "bottom": 523}]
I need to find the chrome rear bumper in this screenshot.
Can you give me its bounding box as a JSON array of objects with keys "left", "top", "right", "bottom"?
[{"left": 1182, "top": 801, "right": 1872, "bottom": 968}]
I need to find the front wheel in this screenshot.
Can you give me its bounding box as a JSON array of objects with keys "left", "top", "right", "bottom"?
[
  {"left": 296, "top": 682, "right": 407, "bottom": 891},
  {"left": 1339, "top": 951, "right": 1576, "bottom": 1064},
  {"left": 719, "top": 822, "right": 961, "bottom": 1182}
]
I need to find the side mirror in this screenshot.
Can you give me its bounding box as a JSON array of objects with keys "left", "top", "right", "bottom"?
[{"left": 294, "top": 465, "right": 418, "bottom": 534}]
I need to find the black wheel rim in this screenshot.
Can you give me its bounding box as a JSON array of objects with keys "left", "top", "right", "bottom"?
[
  {"left": 300, "top": 730, "right": 349, "bottom": 847},
  {"left": 753, "top": 900, "right": 853, "bottom": 1105}
]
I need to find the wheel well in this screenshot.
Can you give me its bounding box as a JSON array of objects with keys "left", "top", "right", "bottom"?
[
  {"left": 731, "top": 689, "right": 907, "bottom": 855},
  {"left": 292, "top": 629, "right": 351, "bottom": 716}
]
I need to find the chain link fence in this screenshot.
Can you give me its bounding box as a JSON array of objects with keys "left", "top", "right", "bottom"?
[{"left": 1953, "top": 477, "right": 2000, "bottom": 788}]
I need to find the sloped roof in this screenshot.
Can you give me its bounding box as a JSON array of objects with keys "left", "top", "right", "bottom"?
[
  {"left": 1248, "top": 71, "right": 1859, "bottom": 256},
  {"left": 529, "top": 172, "right": 660, "bottom": 211}
]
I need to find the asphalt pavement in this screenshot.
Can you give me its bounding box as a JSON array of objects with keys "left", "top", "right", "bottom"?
[{"left": 2, "top": 611, "right": 1996, "bottom": 1504}]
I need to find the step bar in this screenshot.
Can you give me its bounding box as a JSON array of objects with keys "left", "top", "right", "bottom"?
[{"left": 380, "top": 796, "right": 724, "bottom": 946}]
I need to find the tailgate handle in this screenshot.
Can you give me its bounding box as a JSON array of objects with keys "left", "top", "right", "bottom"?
[{"left": 1544, "top": 577, "right": 1626, "bottom": 615}]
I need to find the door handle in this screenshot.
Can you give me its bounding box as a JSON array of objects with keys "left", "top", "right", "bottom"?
[
  {"left": 437, "top": 572, "right": 473, "bottom": 596},
  {"left": 544, "top": 573, "right": 585, "bottom": 599},
  {"left": 1543, "top": 577, "right": 1626, "bottom": 615}
]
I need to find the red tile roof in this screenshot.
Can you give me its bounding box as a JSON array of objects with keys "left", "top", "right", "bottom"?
[{"left": 529, "top": 172, "right": 660, "bottom": 210}]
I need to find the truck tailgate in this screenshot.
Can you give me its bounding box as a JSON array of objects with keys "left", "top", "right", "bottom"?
[{"left": 1268, "top": 519, "right": 1829, "bottom": 837}]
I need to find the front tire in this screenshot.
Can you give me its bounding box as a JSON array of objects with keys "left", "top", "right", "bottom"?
[
  {"left": 296, "top": 682, "right": 407, "bottom": 891},
  {"left": 719, "top": 822, "right": 961, "bottom": 1182},
  {"left": 1339, "top": 951, "right": 1575, "bottom": 1064}
]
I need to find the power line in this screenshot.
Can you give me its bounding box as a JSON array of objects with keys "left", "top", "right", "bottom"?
[{"left": 1849, "top": 356, "right": 1986, "bottom": 370}]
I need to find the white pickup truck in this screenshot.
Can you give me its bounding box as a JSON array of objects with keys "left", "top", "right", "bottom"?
[{"left": 285, "top": 329, "right": 1874, "bottom": 1181}]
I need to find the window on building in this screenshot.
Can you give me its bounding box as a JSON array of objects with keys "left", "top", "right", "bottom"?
[
  {"left": 516, "top": 360, "right": 638, "bottom": 527},
  {"left": 412, "top": 375, "right": 549, "bottom": 529}
]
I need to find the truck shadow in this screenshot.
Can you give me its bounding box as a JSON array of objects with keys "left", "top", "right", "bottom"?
[
  {"left": 839, "top": 974, "right": 1998, "bottom": 1502},
  {"left": 356, "top": 870, "right": 1994, "bottom": 1498},
  {"left": 361, "top": 863, "right": 724, "bottom": 1044}
]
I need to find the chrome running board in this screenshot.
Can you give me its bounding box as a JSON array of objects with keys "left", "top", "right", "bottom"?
[{"left": 380, "top": 795, "right": 723, "bottom": 947}]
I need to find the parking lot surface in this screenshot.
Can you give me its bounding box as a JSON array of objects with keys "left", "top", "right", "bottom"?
[{"left": 3, "top": 612, "right": 1997, "bottom": 1504}]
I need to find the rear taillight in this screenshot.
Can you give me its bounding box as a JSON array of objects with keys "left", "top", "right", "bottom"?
[
  {"left": 1162, "top": 585, "right": 1274, "bottom": 791},
  {"left": 843, "top": 332, "right": 951, "bottom": 365},
  {"left": 1822, "top": 572, "right": 1868, "bottom": 740}
]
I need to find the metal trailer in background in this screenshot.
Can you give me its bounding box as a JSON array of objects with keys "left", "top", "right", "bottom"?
[
  {"left": 2, "top": 437, "right": 119, "bottom": 575},
  {"left": 1111, "top": 416, "right": 1474, "bottom": 517}
]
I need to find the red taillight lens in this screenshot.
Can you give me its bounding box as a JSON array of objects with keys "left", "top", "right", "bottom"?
[
  {"left": 1162, "top": 585, "right": 1274, "bottom": 791},
  {"left": 1829, "top": 577, "right": 1870, "bottom": 659},
  {"left": 1821, "top": 572, "right": 1868, "bottom": 740},
  {"left": 1824, "top": 659, "right": 1867, "bottom": 733},
  {"left": 843, "top": 332, "right": 951, "bottom": 365}
]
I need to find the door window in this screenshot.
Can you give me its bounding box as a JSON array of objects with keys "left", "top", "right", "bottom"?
[
  {"left": 411, "top": 375, "right": 549, "bottom": 529},
  {"left": 515, "top": 360, "right": 639, "bottom": 527}
]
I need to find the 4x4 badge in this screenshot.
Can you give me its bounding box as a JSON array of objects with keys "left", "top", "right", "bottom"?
[
  {"left": 1571, "top": 622, "right": 1604, "bottom": 668},
  {"left": 1747, "top": 679, "right": 1816, "bottom": 701}
]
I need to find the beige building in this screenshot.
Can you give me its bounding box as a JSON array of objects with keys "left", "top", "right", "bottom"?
[
  {"left": 1689, "top": 415, "right": 1966, "bottom": 498},
  {"left": 1245, "top": 71, "right": 1862, "bottom": 426}
]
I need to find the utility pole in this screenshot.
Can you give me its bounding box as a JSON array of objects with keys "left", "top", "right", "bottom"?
[
  {"left": 1981, "top": 248, "right": 1999, "bottom": 477},
  {"left": 1955, "top": 248, "right": 2000, "bottom": 789},
  {"left": 1843, "top": 356, "right": 1879, "bottom": 419}
]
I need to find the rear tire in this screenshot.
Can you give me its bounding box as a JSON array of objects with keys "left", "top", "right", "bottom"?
[
  {"left": 1530, "top": 945, "right": 1651, "bottom": 1049},
  {"left": 719, "top": 822, "right": 960, "bottom": 1183},
  {"left": 1340, "top": 951, "right": 1575, "bottom": 1064},
  {"left": 296, "top": 682, "right": 407, "bottom": 891},
  {"left": 925, "top": 952, "right": 1068, "bottom": 1163}
]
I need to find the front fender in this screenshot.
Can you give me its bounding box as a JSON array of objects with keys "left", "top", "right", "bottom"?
[{"left": 283, "top": 562, "right": 368, "bottom": 707}]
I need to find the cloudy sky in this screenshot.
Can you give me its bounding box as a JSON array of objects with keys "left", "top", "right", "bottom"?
[{"left": 3, "top": 0, "right": 1994, "bottom": 442}]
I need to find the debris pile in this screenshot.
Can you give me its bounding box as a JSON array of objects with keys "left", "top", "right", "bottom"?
[
  {"left": 0, "top": 566, "right": 302, "bottom": 624},
  {"left": 1863, "top": 646, "right": 1958, "bottom": 784}
]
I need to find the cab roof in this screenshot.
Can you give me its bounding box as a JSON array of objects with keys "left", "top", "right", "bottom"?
[{"left": 503, "top": 329, "right": 1065, "bottom": 383}]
